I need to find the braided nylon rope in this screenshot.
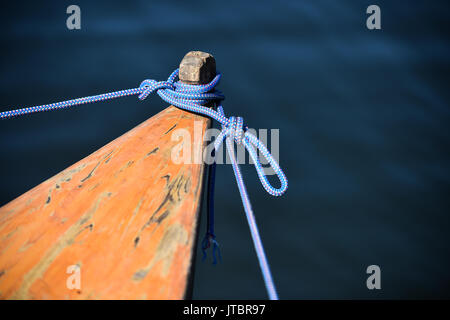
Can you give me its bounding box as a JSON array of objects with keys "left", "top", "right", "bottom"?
[{"left": 0, "top": 69, "right": 287, "bottom": 299}]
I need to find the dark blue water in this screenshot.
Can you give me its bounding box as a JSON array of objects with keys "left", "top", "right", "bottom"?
[{"left": 1, "top": 0, "right": 449, "bottom": 299}]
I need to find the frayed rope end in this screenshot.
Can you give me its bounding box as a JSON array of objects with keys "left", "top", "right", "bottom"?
[{"left": 201, "top": 233, "right": 222, "bottom": 265}]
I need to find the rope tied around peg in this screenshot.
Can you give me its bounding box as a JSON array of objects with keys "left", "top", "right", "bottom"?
[{"left": 0, "top": 68, "right": 287, "bottom": 300}]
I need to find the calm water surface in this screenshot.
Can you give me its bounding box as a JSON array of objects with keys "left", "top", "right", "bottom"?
[{"left": 0, "top": 0, "right": 449, "bottom": 298}]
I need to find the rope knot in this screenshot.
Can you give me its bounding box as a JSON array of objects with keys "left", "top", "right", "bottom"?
[
  {"left": 228, "top": 116, "right": 245, "bottom": 144},
  {"left": 138, "top": 79, "right": 175, "bottom": 101}
]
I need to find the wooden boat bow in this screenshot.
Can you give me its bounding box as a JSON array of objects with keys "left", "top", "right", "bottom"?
[{"left": 0, "top": 51, "right": 216, "bottom": 299}]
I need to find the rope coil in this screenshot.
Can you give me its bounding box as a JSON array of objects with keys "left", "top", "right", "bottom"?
[{"left": 0, "top": 68, "right": 288, "bottom": 300}]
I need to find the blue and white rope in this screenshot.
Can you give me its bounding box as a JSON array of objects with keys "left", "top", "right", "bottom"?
[{"left": 0, "top": 68, "right": 288, "bottom": 300}]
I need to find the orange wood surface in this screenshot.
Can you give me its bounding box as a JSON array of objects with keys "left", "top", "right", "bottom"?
[{"left": 0, "top": 106, "right": 210, "bottom": 299}]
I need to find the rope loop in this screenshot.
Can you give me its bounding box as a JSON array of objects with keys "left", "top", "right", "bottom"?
[
  {"left": 212, "top": 107, "right": 287, "bottom": 197},
  {"left": 243, "top": 131, "right": 288, "bottom": 197},
  {"left": 138, "top": 79, "right": 175, "bottom": 100}
]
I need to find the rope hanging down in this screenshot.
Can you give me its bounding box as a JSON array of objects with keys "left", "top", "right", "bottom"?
[{"left": 0, "top": 69, "right": 288, "bottom": 300}]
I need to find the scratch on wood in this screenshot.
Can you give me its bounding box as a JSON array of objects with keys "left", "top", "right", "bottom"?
[
  {"left": 115, "top": 161, "right": 135, "bottom": 177},
  {"left": 119, "top": 199, "right": 143, "bottom": 244},
  {"left": 146, "top": 147, "right": 159, "bottom": 157},
  {"left": 45, "top": 188, "right": 53, "bottom": 206},
  {"left": 85, "top": 224, "right": 94, "bottom": 232},
  {"left": 161, "top": 175, "right": 170, "bottom": 185},
  {"left": 134, "top": 173, "right": 190, "bottom": 247},
  {"left": 103, "top": 150, "right": 115, "bottom": 163},
  {"left": 164, "top": 124, "right": 177, "bottom": 135},
  {"left": 155, "top": 210, "right": 169, "bottom": 224},
  {"left": 80, "top": 161, "right": 101, "bottom": 183},
  {"left": 151, "top": 175, "right": 189, "bottom": 224},
  {"left": 55, "top": 163, "right": 88, "bottom": 186},
  {"left": 184, "top": 178, "right": 191, "bottom": 193}
]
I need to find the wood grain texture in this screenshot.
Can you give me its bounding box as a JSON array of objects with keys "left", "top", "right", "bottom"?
[{"left": 0, "top": 106, "right": 210, "bottom": 299}]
